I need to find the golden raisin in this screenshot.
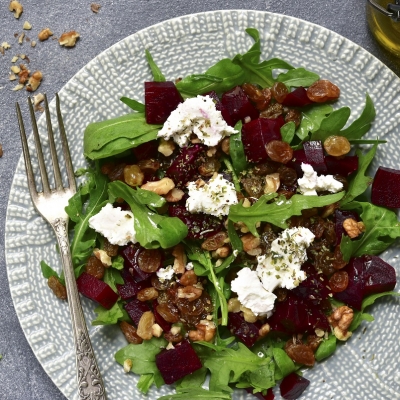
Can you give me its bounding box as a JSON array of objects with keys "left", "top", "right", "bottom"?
[
  {"left": 137, "top": 159, "right": 160, "bottom": 174},
  {"left": 329, "top": 271, "right": 349, "bottom": 293},
  {"left": 119, "top": 321, "right": 143, "bottom": 344},
  {"left": 260, "top": 103, "right": 283, "bottom": 119},
  {"left": 285, "top": 108, "right": 301, "bottom": 127},
  {"left": 201, "top": 231, "right": 228, "bottom": 251},
  {"left": 271, "top": 82, "right": 288, "bottom": 103},
  {"left": 47, "top": 276, "right": 67, "bottom": 300},
  {"left": 138, "top": 249, "right": 162, "bottom": 273},
  {"left": 285, "top": 340, "right": 315, "bottom": 366},
  {"left": 123, "top": 164, "right": 144, "bottom": 187},
  {"left": 137, "top": 287, "right": 159, "bottom": 302},
  {"left": 265, "top": 140, "right": 293, "bottom": 164},
  {"left": 103, "top": 238, "right": 119, "bottom": 257},
  {"left": 156, "top": 303, "right": 180, "bottom": 323},
  {"left": 307, "top": 79, "right": 340, "bottom": 103},
  {"left": 323, "top": 135, "right": 351, "bottom": 157},
  {"left": 198, "top": 158, "right": 221, "bottom": 177},
  {"left": 85, "top": 255, "right": 105, "bottom": 279},
  {"left": 242, "top": 83, "right": 272, "bottom": 111}
]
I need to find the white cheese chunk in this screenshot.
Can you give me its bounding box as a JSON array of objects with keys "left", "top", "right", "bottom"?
[
  {"left": 88, "top": 203, "right": 136, "bottom": 246},
  {"left": 186, "top": 173, "right": 238, "bottom": 217},
  {"left": 298, "top": 163, "right": 343, "bottom": 195},
  {"left": 156, "top": 265, "right": 175, "bottom": 282},
  {"left": 256, "top": 227, "right": 315, "bottom": 292},
  {"left": 230, "top": 267, "right": 276, "bottom": 317},
  {"left": 157, "top": 95, "right": 237, "bottom": 147}
]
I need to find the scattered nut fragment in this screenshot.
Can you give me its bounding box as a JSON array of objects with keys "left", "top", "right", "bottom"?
[
  {"left": 343, "top": 218, "right": 366, "bottom": 239},
  {"left": 19, "top": 53, "right": 26, "bottom": 60},
  {"left": 0, "top": 47, "right": 4, "bottom": 56},
  {"left": 38, "top": 28, "right": 53, "bottom": 41},
  {"left": 9, "top": 73, "right": 16, "bottom": 81},
  {"left": 58, "top": 31, "right": 80, "bottom": 47},
  {"left": 0, "top": 144, "right": 3, "bottom": 157},
  {"left": 151, "top": 323, "right": 163, "bottom": 338},
  {"left": 158, "top": 138, "right": 175, "bottom": 157},
  {"left": 329, "top": 305, "right": 354, "bottom": 341},
  {"left": 10, "top": 65, "right": 20, "bottom": 74},
  {"left": 91, "top": 3, "right": 101, "bottom": 13},
  {"left": 1, "top": 42, "right": 11, "bottom": 49},
  {"left": 33, "top": 92, "right": 45, "bottom": 111},
  {"left": 12, "top": 83, "right": 24, "bottom": 91},
  {"left": 11, "top": 55, "right": 19, "bottom": 63},
  {"left": 123, "top": 359, "right": 132, "bottom": 373},
  {"left": 9, "top": 1, "right": 23, "bottom": 19},
  {"left": 18, "top": 32, "right": 25, "bottom": 44},
  {"left": 26, "top": 70, "right": 42, "bottom": 92},
  {"left": 30, "top": 40, "right": 37, "bottom": 48},
  {"left": 22, "top": 21, "right": 31, "bottom": 30},
  {"left": 264, "top": 173, "right": 280, "bottom": 194},
  {"left": 18, "top": 64, "right": 29, "bottom": 84}
]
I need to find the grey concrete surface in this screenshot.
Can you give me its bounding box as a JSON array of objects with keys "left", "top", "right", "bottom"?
[{"left": 0, "top": 1, "right": 399, "bottom": 399}]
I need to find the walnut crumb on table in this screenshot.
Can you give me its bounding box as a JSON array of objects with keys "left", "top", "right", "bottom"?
[
  {"left": 0, "top": 144, "right": 3, "bottom": 157},
  {"left": 91, "top": 3, "right": 101, "bottom": 13},
  {"left": 58, "top": 31, "right": 80, "bottom": 47}
]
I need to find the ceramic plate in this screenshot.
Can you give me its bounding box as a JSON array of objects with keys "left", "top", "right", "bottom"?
[{"left": 5, "top": 9, "right": 400, "bottom": 400}]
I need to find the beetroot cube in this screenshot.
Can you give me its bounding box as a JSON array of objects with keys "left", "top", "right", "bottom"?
[
  {"left": 221, "top": 86, "right": 259, "bottom": 126},
  {"left": 145, "top": 81, "right": 182, "bottom": 124},
  {"left": 303, "top": 141, "right": 327, "bottom": 173},
  {"left": 121, "top": 245, "right": 153, "bottom": 282},
  {"left": 155, "top": 340, "right": 202, "bottom": 384},
  {"left": 246, "top": 387, "right": 274, "bottom": 399},
  {"left": 326, "top": 155, "right": 358, "bottom": 177},
  {"left": 280, "top": 373, "right": 310, "bottom": 400},
  {"left": 288, "top": 149, "right": 308, "bottom": 176},
  {"left": 124, "top": 298, "right": 151, "bottom": 326},
  {"left": 205, "top": 91, "right": 234, "bottom": 126},
  {"left": 282, "top": 87, "right": 313, "bottom": 107},
  {"left": 132, "top": 140, "right": 159, "bottom": 161},
  {"left": 116, "top": 271, "right": 151, "bottom": 300},
  {"left": 242, "top": 117, "right": 284, "bottom": 163},
  {"left": 166, "top": 144, "right": 205, "bottom": 188},
  {"left": 361, "top": 255, "right": 396, "bottom": 297},
  {"left": 228, "top": 312, "right": 261, "bottom": 347},
  {"left": 372, "top": 166, "right": 400, "bottom": 208},
  {"left": 76, "top": 272, "right": 118, "bottom": 310}
]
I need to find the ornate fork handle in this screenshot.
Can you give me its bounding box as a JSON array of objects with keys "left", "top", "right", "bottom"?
[{"left": 53, "top": 218, "right": 107, "bottom": 400}]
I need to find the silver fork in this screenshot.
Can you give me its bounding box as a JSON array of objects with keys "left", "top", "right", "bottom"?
[{"left": 16, "top": 93, "right": 107, "bottom": 400}]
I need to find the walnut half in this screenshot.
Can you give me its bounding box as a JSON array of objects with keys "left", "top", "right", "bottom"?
[
  {"left": 58, "top": 31, "right": 80, "bottom": 47},
  {"left": 329, "top": 305, "right": 354, "bottom": 341}
]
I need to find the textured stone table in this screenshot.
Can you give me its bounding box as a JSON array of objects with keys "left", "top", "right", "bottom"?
[{"left": 0, "top": 1, "right": 399, "bottom": 399}]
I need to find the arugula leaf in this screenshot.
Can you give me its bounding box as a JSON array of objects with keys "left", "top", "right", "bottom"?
[
  {"left": 120, "top": 96, "right": 145, "bottom": 112},
  {"left": 236, "top": 362, "right": 275, "bottom": 392},
  {"left": 272, "top": 347, "right": 296, "bottom": 380},
  {"left": 92, "top": 300, "right": 128, "bottom": 326},
  {"left": 350, "top": 291, "right": 400, "bottom": 331},
  {"left": 229, "top": 121, "right": 248, "bottom": 175},
  {"left": 176, "top": 367, "right": 208, "bottom": 390},
  {"left": 227, "top": 220, "right": 243, "bottom": 252},
  {"left": 339, "top": 144, "right": 377, "bottom": 206},
  {"left": 108, "top": 181, "right": 188, "bottom": 249},
  {"left": 280, "top": 121, "right": 296, "bottom": 144},
  {"left": 310, "top": 107, "right": 351, "bottom": 141},
  {"left": 65, "top": 169, "right": 109, "bottom": 274},
  {"left": 137, "top": 374, "right": 155, "bottom": 394},
  {"left": 340, "top": 201, "right": 400, "bottom": 261},
  {"left": 145, "top": 49, "right": 166, "bottom": 82},
  {"left": 194, "top": 342, "right": 271, "bottom": 392},
  {"left": 115, "top": 336, "right": 167, "bottom": 390},
  {"left": 296, "top": 103, "right": 333, "bottom": 141},
  {"left": 84, "top": 113, "right": 161, "bottom": 160},
  {"left": 277, "top": 68, "right": 319, "bottom": 88},
  {"left": 314, "top": 334, "right": 337, "bottom": 361},
  {"left": 40, "top": 260, "right": 65, "bottom": 286},
  {"left": 158, "top": 388, "right": 232, "bottom": 400},
  {"left": 228, "top": 192, "right": 345, "bottom": 235},
  {"left": 103, "top": 267, "right": 124, "bottom": 293},
  {"left": 340, "top": 94, "right": 375, "bottom": 139}
]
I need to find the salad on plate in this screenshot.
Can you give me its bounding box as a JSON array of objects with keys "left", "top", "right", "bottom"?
[{"left": 41, "top": 28, "right": 400, "bottom": 400}]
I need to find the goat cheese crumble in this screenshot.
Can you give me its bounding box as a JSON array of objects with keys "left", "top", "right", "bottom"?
[
  {"left": 231, "top": 227, "right": 315, "bottom": 316},
  {"left": 157, "top": 95, "right": 237, "bottom": 147},
  {"left": 88, "top": 203, "right": 136, "bottom": 246},
  {"left": 298, "top": 163, "right": 343, "bottom": 195},
  {"left": 156, "top": 265, "right": 175, "bottom": 282},
  {"left": 186, "top": 173, "right": 238, "bottom": 217}
]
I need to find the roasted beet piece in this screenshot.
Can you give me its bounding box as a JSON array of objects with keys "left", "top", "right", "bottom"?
[
  {"left": 303, "top": 141, "right": 327, "bottom": 173},
  {"left": 121, "top": 245, "right": 153, "bottom": 282},
  {"left": 165, "top": 144, "right": 205, "bottom": 188},
  {"left": 155, "top": 340, "right": 202, "bottom": 384},
  {"left": 124, "top": 298, "right": 151, "bottom": 326},
  {"left": 145, "top": 81, "right": 182, "bottom": 124},
  {"left": 371, "top": 166, "right": 400, "bottom": 208},
  {"left": 168, "top": 204, "right": 224, "bottom": 239},
  {"left": 280, "top": 373, "right": 310, "bottom": 400},
  {"left": 117, "top": 270, "right": 152, "bottom": 300},
  {"left": 334, "top": 209, "right": 360, "bottom": 245},
  {"left": 228, "top": 312, "right": 261, "bottom": 347},
  {"left": 326, "top": 155, "right": 358, "bottom": 177},
  {"left": 334, "top": 255, "right": 396, "bottom": 309},
  {"left": 221, "top": 86, "right": 259, "bottom": 126},
  {"left": 76, "top": 272, "right": 118, "bottom": 309},
  {"left": 132, "top": 140, "right": 159, "bottom": 161},
  {"left": 246, "top": 387, "right": 275, "bottom": 400},
  {"left": 287, "top": 149, "right": 308, "bottom": 176},
  {"left": 241, "top": 117, "right": 284, "bottom": 163},
  {"left": 282, "top": 87, "right": 313, "bottom": 107},
  {"left": 205, "top": 90, "right": 234, "bottom": 126}
]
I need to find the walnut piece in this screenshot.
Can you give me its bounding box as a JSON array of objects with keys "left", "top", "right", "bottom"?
[
  {"left": 188, "top": 320, "right": 216, "bottom": 342},
  {"left": 158, "top": 138, "right": 175, "bottom": 157},
  {"left": 172, "top": 243, "right": 186, "bottom": 274},
  {"left": 26, "top": 70, "right": 42, "bottom": 92},
  {"left": 93, "top": 248, "right": 112, "bottom": 267},
  {"left": 91, "top": 3, "right": 101, "bottom": 13},
  {"left": 58, "top": 31, "right": 80, "bottom": 47},
  {"left": 23, "top": 21, "right": 31, "bottom": 30},
  {"left": 141, "top": 177, "right": 175, "bottom": 195},
  {"left": 164, "top": 187, "right": 184, "bottom": 202},
  {"left": 0, "top": 144, "right": 3, "bottom": 157},
  {"left": 343, "top": 218, "right": 366, "bottom": 239},
  {"left": 33, "top": 92, "right": 45, "bottom": 112},
  {"left": 177, "top": 286, "right": 203, "bottom": 301},
  {"left": 9, "top": 1, "right": 23, "bottom": 19},
  {"left": 241, "top": 232, "right": 261, "bottom": 255},
  {"left": 264, "top": 173, "right": 280, "bottom": 194},
  {"left": 329, "top": 305, "right": 354, "bottom": 341},
  {"left": 38, "top": 28, "right": 53, "bottom": 41}
]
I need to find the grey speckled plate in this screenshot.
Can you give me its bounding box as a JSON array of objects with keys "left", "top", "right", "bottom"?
[{"left": 5, "top": 9, "right": 400, "bottom": 400}]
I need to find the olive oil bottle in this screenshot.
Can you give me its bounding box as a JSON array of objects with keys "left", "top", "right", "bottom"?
[{"left": 367, "top": 0, "right": 400, "bottom": 56}]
